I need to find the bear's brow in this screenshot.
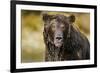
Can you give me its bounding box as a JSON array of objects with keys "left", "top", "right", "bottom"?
[{"left": 55, "top": 15, "right": 68, "bottom": 23}]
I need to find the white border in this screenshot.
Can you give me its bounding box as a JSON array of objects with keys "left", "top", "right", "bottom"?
[{"left": 16, "top": 4, "right": 94, "bottom": 69}]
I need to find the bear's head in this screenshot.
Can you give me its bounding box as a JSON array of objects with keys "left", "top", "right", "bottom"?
[{"left": 43, "top": 13, "right": 75, "bottom": 48}]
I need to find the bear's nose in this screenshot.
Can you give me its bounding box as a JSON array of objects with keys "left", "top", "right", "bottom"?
[{"left": 56, "top": 37, "right": 62, "bottom": 40}]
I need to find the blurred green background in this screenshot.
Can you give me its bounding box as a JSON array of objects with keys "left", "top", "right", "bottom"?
[{"left": 21, "top": 10, "right": 90, "bottom": 63}]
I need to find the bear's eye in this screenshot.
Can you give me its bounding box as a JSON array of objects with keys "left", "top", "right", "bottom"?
[{"left": 60, "top": 24, "right": 65, "bottom": 30}]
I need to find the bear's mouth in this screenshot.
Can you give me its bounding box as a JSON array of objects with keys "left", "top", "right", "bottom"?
[{"left": 54, "top": 40, "right": 63, "bottom": 48}]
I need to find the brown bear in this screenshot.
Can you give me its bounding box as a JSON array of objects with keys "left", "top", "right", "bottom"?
[{"left": 42, "top": 13, "right": 90, "bottom": 61}]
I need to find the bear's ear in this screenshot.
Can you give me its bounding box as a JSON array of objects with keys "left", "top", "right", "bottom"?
[
  {"left": 42, "top": 13, "right": 51, "bottom": 22},
  {"left": 68, "top": 15, "right": 75, "bottom": 23}
]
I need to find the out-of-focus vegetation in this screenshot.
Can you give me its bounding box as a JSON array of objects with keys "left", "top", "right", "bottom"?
[
  {"left": 21, "top": 10, "right": 45, "bottom": 62},
  {"left": 21, "top": 10, "right": 90, "bottom": 63}
]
